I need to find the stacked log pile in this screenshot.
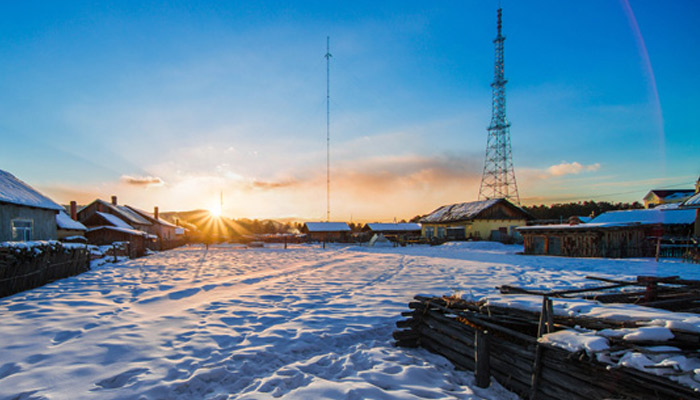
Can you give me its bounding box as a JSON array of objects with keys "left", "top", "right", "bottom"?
[
  {"left": 0, "top": 241, "right": 90, "bottom": 298},
  {"left": 500, "top": 275, "right": 700, "bottom": 313},
  {"left": 394, "top": 295, "right": 700, "bottom": 400}
]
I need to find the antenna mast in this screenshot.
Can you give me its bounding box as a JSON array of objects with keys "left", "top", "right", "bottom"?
[
  {"left": 325, "top": 36, "right": 332, "bottom": 222},
  {"left": 478, "top": 8, "right": 520, "bottom": 204}
]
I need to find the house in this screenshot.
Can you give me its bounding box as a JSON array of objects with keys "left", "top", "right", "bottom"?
[
  {"left": 124, "top": 206, "right": 179, "bottom": 241},
  {"left": 56, "top": 201, "right": 87, "bottom": 240},
  {"left": 518, "top": 208, "right": 696, "bottom": 258},
  {"left": 680, "top": 191, "right": 700, "bottom": 237},
  {"left": 0, "top": 169, "right": 63, "bottom": 241},
  {"left": 302, "top": 222, "right": 351, "bottom": 242},
  {"left": 361, "top": 223, "right": 421, "bottom": 242},
  {"left": 77, "top": 196, "right": 153, "bottom": 234},
  {"left": 81, "top": 210, "right": 156, "bottom": 258},
  {"left": 643, "top": 189, "right": 695, "bottom": 209},
  {"left": 420, "top": 199, "right": 530, "bottom": 241}
]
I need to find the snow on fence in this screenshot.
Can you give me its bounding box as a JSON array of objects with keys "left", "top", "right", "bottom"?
[
  {"left": 394, "top": 294, "right": 700, "bottom": 400},
  {"left": 0, "top": 241, "right": 90, "bottom": 298}
]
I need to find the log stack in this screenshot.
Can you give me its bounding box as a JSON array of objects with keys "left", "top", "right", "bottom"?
[{"left": 394, "top": 295, "right": 699, "bottom": 400}]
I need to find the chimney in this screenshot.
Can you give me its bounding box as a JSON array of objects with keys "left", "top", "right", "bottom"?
[
  {"left": 111, "top": 196, "right": 117, "bottom": 206},
  {"left": 154, "top": 206, "right": 159, "bottom": 220},
  {"left": 70, "top": 201, "right": 77, "bottom": 221}
]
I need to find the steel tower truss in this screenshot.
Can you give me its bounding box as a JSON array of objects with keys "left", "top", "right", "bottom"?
[{"left": 478, "top": 8, "right": 520, "bottom": 205}]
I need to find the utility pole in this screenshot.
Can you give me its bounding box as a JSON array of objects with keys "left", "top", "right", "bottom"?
[{"left": 325, "top": 36, "right": 332, "bottom": 221}]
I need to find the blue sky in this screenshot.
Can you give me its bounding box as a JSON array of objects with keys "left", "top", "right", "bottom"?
[{"left": 1, "top": 1, "right": 698, "bottom": 221}]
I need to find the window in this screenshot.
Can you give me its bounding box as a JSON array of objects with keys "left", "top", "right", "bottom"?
[
  {"left": 437, "top": 227, "right": 446, "bottom": 239},
  {"left": 425, "top": 227, "right": 434, "bottom": 238},
  {"left": 12, "top": 219, "right": 33, "bottom": 241}
]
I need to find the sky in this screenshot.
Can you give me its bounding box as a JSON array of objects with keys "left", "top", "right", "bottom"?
[{"left": 1, "top": 0, "right": 699, "bottom": 222}]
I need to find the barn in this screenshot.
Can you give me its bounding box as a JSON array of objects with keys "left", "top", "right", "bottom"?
[
  {"left": 420, "top": 199, "right": 530, "bottom": 242},
  {"left": 0, "top": 169, "right": 63, "bottom": 241},
  {"left": 518, "top": 207, "right": 696, "bottom": 258},
  {"left": 361, "top": 223, "right": 421, "bottom": 242},
  {"left": 302, "top": 222, "right": 351, "bottom": 242}
]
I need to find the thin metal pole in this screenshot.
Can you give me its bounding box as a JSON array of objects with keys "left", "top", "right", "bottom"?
[{"left": 325, "top": 36, "right": 332, "bottom": 222}]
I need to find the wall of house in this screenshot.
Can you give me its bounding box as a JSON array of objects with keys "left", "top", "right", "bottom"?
[
  {"left": 57, "top": 229, "right": 85, "bottom": 240},
  {"left": 422, "top": 219, "right": 527, "bottom": 241},
  {"left": 522, "top": 227, "right": 648, "bottom": 258},
  {"left": 0, "top": 203, "right": 57, "bottom": 241}
]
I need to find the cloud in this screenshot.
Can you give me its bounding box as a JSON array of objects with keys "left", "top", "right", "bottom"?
[
  {"left": 546, "top": 161, "right": 601, "bottom": 177},
  {"left": 249, "top": 179, "right": 299, "bottom": 190},
  {"left": 120, "top": 175, "right": 165, "bottom": 186}
]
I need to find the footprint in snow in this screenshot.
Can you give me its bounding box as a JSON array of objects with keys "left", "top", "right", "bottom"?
[
  {"left": 93, "top": 367, "right": 150, "bottom": 390},
  {"left": 168, "top": 288, "right": 201, "bottom": 300},
  {"left": 52, "top": 330, "right": 82, "bottom": 345},
  {"left": 0, "top": 362, "right": 21, "bottom": 380}
]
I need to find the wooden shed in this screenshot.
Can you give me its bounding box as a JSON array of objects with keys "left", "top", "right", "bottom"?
[
  {"left": 302, "top": 222, "right": 351, "bottom": 242},
  {"left": 420, "top": 198, "right": 530, "bottom": 242},
  {"left": 0, "top": 169, "right": 62, "bottom": 241},
  {"left": 518, "top": 208, "right": 695, "bottom": 258}
]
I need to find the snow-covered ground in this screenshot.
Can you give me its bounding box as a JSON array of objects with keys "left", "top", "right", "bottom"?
[{"left": 1, "top": 242, "right": 698, "bottom": 399}]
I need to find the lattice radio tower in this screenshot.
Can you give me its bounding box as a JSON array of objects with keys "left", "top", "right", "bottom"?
[{"left": 478, "top": 8, "right": 520, "bottom": 205}]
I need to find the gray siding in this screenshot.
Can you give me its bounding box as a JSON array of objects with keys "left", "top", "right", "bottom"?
[{"left": 0, "top": 203, "right": 58, "bottom": 241}]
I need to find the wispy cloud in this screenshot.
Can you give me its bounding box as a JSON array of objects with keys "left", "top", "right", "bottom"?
[
  {"left": 120, "top": 175, "right": 165, "bottom": 186},
  {"left": 546, "top": 161, "right": 601, "bottom": 177}
]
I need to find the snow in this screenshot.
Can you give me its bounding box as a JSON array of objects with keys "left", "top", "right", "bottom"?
[
  {"left": 0, "top": 169, "right": 63, "bottom": 211},
  {"left": 304, "top": 222, "right": 351, "bottom": 232},
  {"left": 87, "top": 225, "right": 151, "bottom": 237},
  {"left": 366, "top": 223, "right": 421, "bottom": 232},
  {"left": 96, "top": 211, "right": 135, "bottom": 229},
  {"left": 1, "top": 242, "right": 699, "bottom": 399},
  {"left": 56, "top": 210, "right": 87, "bottom": 231},
  {"left": 538, "top": 330, "right": 609, "bottom": 353},
  {"left": 588, "top": 208, "right": 696, "bottom": 226},
  {"left": 683, "top": 192, "right": 700, "bottom": 208},
  {"left": 420, "top": 199, "right": 500, "bottom": 223}
]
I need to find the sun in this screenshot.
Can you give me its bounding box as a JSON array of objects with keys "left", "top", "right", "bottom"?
[{"left": 209, "top": 205, "right": 222, "bottom": 217}]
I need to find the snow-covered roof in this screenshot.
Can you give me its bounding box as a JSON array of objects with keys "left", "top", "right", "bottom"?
[
  {"left": 682, "top": 192, "right": 700, "bottom": 208},
  {"left": 96, "top": 211, "right": 134, "bottom": 230},
  {"left": 644, "top": 189, "right": 695, "bottom": 200},
  {"left": 114, "top": 205, "right": 152, "bottom": 226},
  {"left": 421, "top": 199, "right": 505, "bottom": 223},
  {"left": 304, "top": 222, "right": 351, "bottom": 232},
  {"left": 590, "top": 208, "right": 695, "bottom": 225},
  {"left": 519, "top": 208, "right": 696, "bottom": 231},
  {"left": 125, "top": 205, "right": 179, "bottom": 228},
  {"left": 87, "top": 225, "right": 152, "bottom": 237},
  {"left": 0, "top": 169, "right": 63, "bottom": 211},
  {"left": 56, "top": 210, "right": 87, "bottom": 231},
  {"left": 365, "top": 223, "right": 421, "bottom": 232},
  {"left": 88, "top": 199, "right": 152, "bottom": 226}
]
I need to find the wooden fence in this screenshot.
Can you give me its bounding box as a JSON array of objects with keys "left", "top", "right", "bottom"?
[
  {"left": 0, "top": 242, "right": 90, "bottom": 298},
  {"left": 394, "top": 296, "right": 698, "bottom": 400}
]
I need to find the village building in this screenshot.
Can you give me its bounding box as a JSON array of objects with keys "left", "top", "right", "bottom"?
[
  {"left": 0, "top": 169, "right": 63, "bottom": 241},
  {"left": 361, "top": 223, "right": 421, "bottom": 242},
  {"left": 643, "top": 189, "right": 696, "bottom": 209},
  {"left": 680, "top": 190, "right": 700, "bottom": 237},
  {"left": 518, "top": 207, "right": 696, "bottom": 258},
  {"left": 302, "top": 222, "right": 351, "bottom": 242},
  {"left": 420, "top": 199, "right": 530, "bottom": 242},
  {"left": 124, "top": 206, "right": 179, "bottom": 241},
  {"left": 77, "top": 196, "right": 153, "bottom": 234},
  {"left": 56, "top": 213, "right": 87, "bottom": 241}
]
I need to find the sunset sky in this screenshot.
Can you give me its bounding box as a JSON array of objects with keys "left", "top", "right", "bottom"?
[{"left": 1, "top": 1, "right": 699, "bottom": 222}]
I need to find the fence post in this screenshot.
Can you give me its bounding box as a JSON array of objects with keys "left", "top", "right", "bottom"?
[{"left": 475, "top": 329, "right": 491, "bottom": 388}]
